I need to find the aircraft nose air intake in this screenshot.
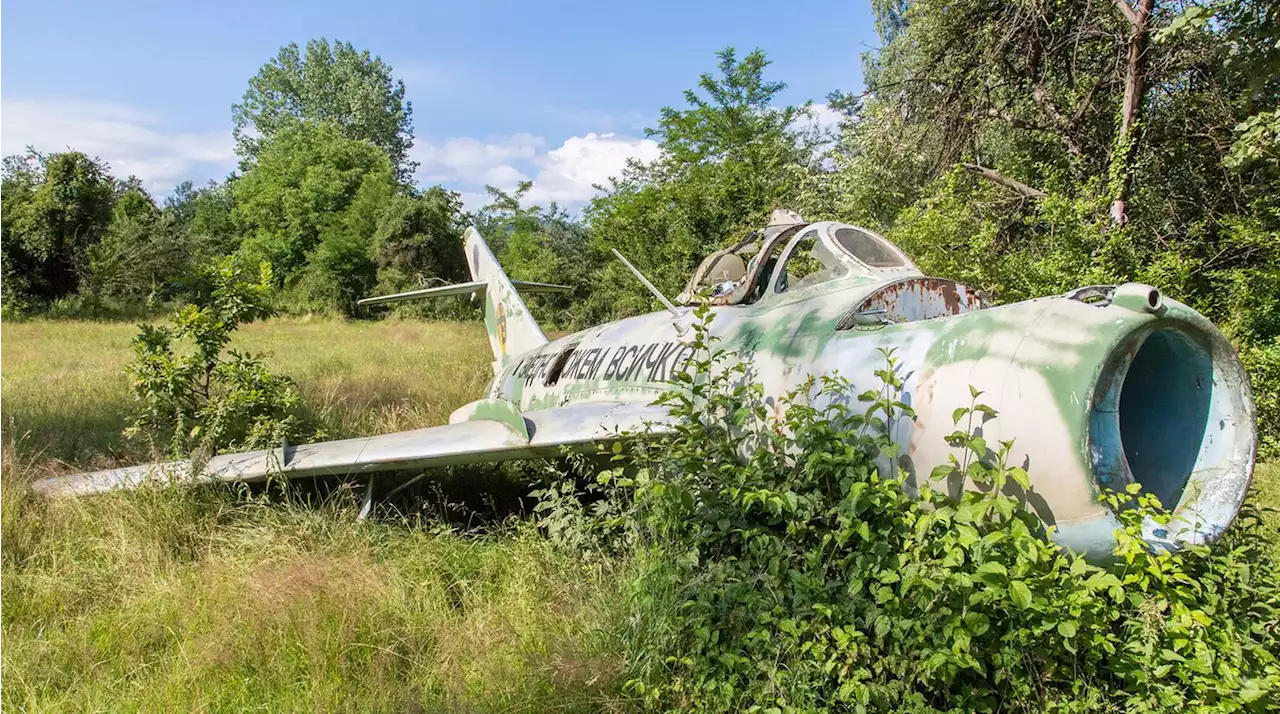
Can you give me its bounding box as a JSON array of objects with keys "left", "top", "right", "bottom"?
[
  {"left": 904, "top": 284, "right": 1256, "bottom": 555},
  {"left": 1087, "top": 312, "right": 1256, "bottom": 551}
]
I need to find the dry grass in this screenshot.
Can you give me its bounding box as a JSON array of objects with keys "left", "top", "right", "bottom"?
[
  {"left": 0, "top": 469, "right": 627, "bottom": 711},
  {"left": 1, "top": 317, "right": 493, "bottom": 468},
  {"left": 1, "top": 317, "right": 630, "bottom": 712}
]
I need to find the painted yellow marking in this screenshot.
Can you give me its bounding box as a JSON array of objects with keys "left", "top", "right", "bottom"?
[{"left": 496, "top": 301, "right": 508, "bottom": 353}]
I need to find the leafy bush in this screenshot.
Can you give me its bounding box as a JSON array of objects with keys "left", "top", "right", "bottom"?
[
  {"left": 85, "top": 214, "right": 194, "bottom": 304},
  {"left": 125, "top": 258, "right": 314, "bottom": 459},
  {"left": 543, "top": 308, "right": 1280, "bottom": 712}
]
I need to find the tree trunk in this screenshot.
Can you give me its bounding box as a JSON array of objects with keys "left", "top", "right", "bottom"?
[
  {"left": 961, "top": 163, "right": 1047, "bottom": 199},
  {"left": 1109, "top": 0, "right": 1155, "bottom": 225}
]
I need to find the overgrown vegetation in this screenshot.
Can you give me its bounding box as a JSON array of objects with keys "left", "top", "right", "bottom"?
[
  {"left": 124, "top": 259, "right": 314, "bottom": 459},
  {"left": 0, "top": 469, "right": 624, "bottom": 712},
  {"left": 4, "top": 6, "right": 1276, "bottom": 448},
  {"left": 4, "top": 1, "right": 1280, "bottom": 708},
  {"left": 4, "top": 315, "right": 1279, "bottom": 710},
  {"left": 0, "top": 319, "right": 492, "bottom": 468},
  {"left": 542, "top": 311, "right": 1280, "bottom": 711}
]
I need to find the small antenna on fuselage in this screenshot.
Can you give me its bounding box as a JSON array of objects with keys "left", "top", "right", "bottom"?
[{"left": 611, "top": 248, "right": 683, "bottom": 322}]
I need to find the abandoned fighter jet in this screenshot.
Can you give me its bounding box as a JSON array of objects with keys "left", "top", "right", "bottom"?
[{"left": 34, "top": 211, "right": 1256, "bottom": 556}]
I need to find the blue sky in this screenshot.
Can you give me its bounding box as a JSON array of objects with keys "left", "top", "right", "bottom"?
[{"left": 2, "top": 0, "right": 879, "bottom": 208}]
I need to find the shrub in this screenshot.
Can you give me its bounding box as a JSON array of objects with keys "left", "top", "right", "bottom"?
[
  {"left": 125, "top": 258, "right": 314, "bottom": 459},
  {"left": 546, "top": 307, "right": 1280, "bottom": 712}
]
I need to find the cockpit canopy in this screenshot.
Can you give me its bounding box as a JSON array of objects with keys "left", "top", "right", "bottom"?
[{"left": 678, "top": 216, "right": 920, "bottom": 306}]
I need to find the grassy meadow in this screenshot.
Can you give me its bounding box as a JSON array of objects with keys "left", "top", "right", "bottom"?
[
  {"left": 2, "top": 317, "right": 1278, "bottom": 711},
  {"left": 1, "top": 318, "right": 495, "bottom": 469},
  {"left": 2, "top": 318, "right": 630, "bottom": 712}
]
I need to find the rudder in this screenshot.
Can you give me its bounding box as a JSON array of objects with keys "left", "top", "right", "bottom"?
[{"left": 464, "top": 227, "right": 548, "bottom": 372}]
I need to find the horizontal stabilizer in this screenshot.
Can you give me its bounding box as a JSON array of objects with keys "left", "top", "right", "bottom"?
[
  {"left": 33, "top": 401, "right": 672, "bottom": 498},
  {"left": 358, "top": 280, "right": 571, "bottom": 307}
]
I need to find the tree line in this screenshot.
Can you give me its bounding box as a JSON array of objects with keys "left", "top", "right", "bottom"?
[{"left": 2, "top": 3, "right": 1276, "bottom": 450}]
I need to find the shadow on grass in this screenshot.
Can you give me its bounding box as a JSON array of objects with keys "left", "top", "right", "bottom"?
[{"left": 235, "top": 458, "right": 604, "bottom": 531}]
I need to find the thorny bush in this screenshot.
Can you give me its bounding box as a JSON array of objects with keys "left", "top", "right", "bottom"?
[
  {"left": 540, "top": 303, "right": 1280, "bottom": 713},
  {"left": 126, "top": 258, "right": 314, "bottom": 460}
]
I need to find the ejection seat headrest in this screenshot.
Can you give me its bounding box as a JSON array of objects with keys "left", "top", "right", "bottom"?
[{"left": 704, "top": 253, "right": 747, "bottom": 283}]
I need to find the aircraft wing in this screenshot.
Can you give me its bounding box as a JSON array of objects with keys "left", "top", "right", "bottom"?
[
  {"left": 32, "top": 401, "right": 672, "bottom": 498},
  {"left": 358, "top": 280, "right": 571, "bottom": 306}
]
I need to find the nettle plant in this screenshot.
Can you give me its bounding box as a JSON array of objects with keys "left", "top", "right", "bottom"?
[
  {"left": 125, "top": 258, "right": 312, "bottom": 460},
  {"left": 555, "top": 304, "right": 1279, "bottom": 713}
]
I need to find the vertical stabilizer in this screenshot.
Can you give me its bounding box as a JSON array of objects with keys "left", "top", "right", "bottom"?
[{"left": 464, "top": 227, "right": 548, "bottom": 372}]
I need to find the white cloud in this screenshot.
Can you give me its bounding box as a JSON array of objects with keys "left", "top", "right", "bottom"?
[
  {"left": 411, "top": 133, "right": 543, "bottom": 185},
  {"left": 524, "top": 132, "right": 660, "bottom": 205},
  {"left": 0, "top": 98, "right": 660, "bottom": 209},
  {"left": 1, "top": 100, "right": 236, "bottom": 192},
  {"left": 414, "top": 130, "right": 659, "bottom": 209}
]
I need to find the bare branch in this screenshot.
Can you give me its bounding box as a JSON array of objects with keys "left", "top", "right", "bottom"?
[
  {"left": 1115, "top": 0, "right": 1139, "bottom": 27},
  {"left": 961, "top": 163, "right": 1048, "bottom": 199},
  {"left": 1072, "top": 73, "right": 1106, "bottom": 125},
  {"left": 1031, "top": 87, "right": 1086, "bottom": 158}
]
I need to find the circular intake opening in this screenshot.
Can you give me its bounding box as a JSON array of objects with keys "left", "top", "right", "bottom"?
[
  {"left": 1116, "top": 330, "right": 1211, "bottom": 507},
  {"left": 1089, "top": 325, "right": 1254, "bottom": 547}
]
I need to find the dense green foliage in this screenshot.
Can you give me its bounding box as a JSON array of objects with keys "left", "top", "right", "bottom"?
[
  {"left": 1, "top": 312, "right": 1276, "bottom": 710},
  {"left": 582, "top": 48, "right": 827, "bottom": 320},
  {"left": 5, "top": 23, "right": 1277, "bottom": 472},
  {"left": 2, "top": 41, "right": 461, "bottom": 321},
  {"left": 125, "top": 260, "right": 313, "bottom": 458},
  {"left": 231, "top": 37, "right": 416, "bottom": 181},
  {"left": 541, "top": 312, "right": 1280, "bottom": 711},
  {"left": 800, "top": 0, "right": 1280, "bottom": 452},
  {"left": 3, "top": 4, "right": 1277, "bottom": 440}
]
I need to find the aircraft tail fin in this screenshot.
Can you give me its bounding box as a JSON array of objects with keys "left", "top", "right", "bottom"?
[
  {"left": 463, "top": 227, "right": 553, "bottom": 372},
  {"left": 357, "top": 228, "right": 568, "bottom": 373}
]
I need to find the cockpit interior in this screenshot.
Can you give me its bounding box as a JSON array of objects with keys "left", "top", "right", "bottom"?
[{"left": 676, "top": 210, "right": 985, "bottom": 326}]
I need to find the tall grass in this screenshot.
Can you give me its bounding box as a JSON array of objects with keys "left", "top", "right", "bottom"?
[
  {"left": 2, "top": 318, "right": 630, "bottom": 712},
  {"left": 2, "top": 463, "right": 627, "bottom": 711},
  {"left": 1, "top": 317, "right": 493, "bottom": 468}
]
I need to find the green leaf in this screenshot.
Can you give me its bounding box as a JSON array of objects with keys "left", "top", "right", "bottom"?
[
  {"left": 1009, "top": 580, "right": 1032, "bottom": 609},
  {"left": 976, "top": 561, "right": 1007, "bottom": 585},
  {"left": 1056, "top": 620, "right": 1077, "bottom": 638},
  {"left": 952, "top": 406, "right": 968, "bottom": 424},
  {"left": 963, "top": 611, "right": 990, "bottom": 636},
  {"left": 1239, "top": 679, "right": 1266, "bottom": 704}
]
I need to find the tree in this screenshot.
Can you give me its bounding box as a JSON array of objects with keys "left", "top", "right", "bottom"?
[
  {"left": 583, "top": 48, "right": 819, "bottom": 322},
  {"left": 232, "top": 38, "right": 416, "bottom": 181},
  {"left": 164, "top": 178, "right": 241, "bottom": 260},
  {"left": 112, "top": 176, "right": 159, "bottom": 224},
  {"left": 1, "top": 149, "right": 116, "bottom": 305},
  {"left": 233, "top": 121, "right": 397, "bottom": 285},
  {"left": 650, "top": 48, "right": 810, "bottom": 170},
  {"left": 822, "top": 0, "right": 1280, "bottom": 454},
  {"left": 371, "top": 186, "right": 468, "bottom": 296},
  {"left": 477, "top": 183, "right": 592, "bottom": 325},
  {"left": 86, "top": 214, "right": 192, "bottom": 303}
]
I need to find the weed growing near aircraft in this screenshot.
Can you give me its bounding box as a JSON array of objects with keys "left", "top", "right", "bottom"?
[
  {"left": 537, "top": 307, "right": 1280, "bottom": 712},
  {"left": 125, "top": 259, "right": 314, "bottom": 459}
]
